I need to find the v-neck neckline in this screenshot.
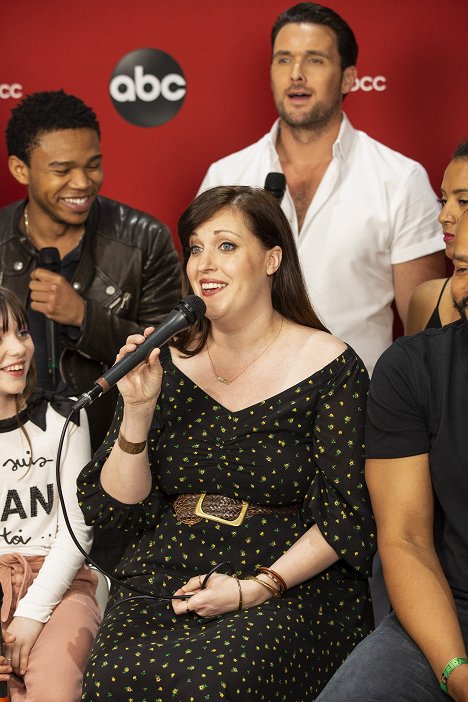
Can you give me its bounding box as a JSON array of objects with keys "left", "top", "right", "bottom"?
[{"left": 163, "top": 347, "right": 351, "bottom": 415}]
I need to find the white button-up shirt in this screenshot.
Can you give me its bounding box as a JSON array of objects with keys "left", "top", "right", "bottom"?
[{"left": 199, "top": 114, "right": 443, "bottom": 374}]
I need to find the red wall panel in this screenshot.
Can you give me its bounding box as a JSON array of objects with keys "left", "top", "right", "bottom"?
[{"left": 1, "top": 0, "right": 467, "bottom": 244}]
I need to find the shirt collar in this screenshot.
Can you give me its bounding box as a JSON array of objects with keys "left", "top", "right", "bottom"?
[
  {"left": 268, "top": 112, "right": 356, "bottom": 163},
  {"left": 266, "top": 120, "right": 282, "bottom": 167},
  {"left": 332, "top": 112, "right": 355, "bottom": 161},
  {"left": 0, "top": 392, "right": 80, "bottom": 433}
]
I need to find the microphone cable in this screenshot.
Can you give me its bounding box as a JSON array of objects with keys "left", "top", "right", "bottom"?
[{"left": 55, "top": 410, "right": 233, "bottom": 611}]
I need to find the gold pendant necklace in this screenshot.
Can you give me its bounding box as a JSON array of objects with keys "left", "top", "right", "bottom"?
[{"left": 207, "top": 317, "right": 284, "bottom": 385}]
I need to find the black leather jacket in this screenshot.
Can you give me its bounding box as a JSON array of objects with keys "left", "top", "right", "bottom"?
[{"left": 0, "top": 196, "right": 181, "bottom": 447}]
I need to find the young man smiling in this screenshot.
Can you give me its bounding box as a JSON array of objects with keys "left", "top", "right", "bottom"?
[
  {"left": 198, "top": 2, "right": 445, "bottom": 378},
  {"left": 0, "top": 90, "right": 181, "bottom": 453}
]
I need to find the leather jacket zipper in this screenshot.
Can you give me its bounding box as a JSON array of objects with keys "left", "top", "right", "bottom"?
[{"left": 109, "top": 291, "right": 131, "bottom": 313}]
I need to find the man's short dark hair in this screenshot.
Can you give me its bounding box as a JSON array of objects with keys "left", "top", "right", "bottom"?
[
  {"left": 6, "top": 89, "right": 101, "bottom": 164},
  {"left": 271, "top": 2, "right": 358, "bottom": 70},
  {"left": 453, "top": 141, "right": 468, "bottom": 160}
]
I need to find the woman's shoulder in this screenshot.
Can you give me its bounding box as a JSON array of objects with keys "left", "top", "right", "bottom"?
[
  {"left": 406, "top": 277, "right": 449, "bottom": 335},
  {"left": 282, "top": 324, "right": 349, "bottom": 378},
  {"left": 287, "top": 324, "right": 346, "bottom": 353},
  {"left": 412, "top": 277, "right": 448, "bottom": 300}
]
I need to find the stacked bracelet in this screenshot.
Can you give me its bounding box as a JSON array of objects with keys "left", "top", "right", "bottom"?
[
  {"left": 232, "top": 574, "right": 243, "bottom": 611},
  {"left": 117, "top": 430, "right": 147, "bottom": 455},
  {"left": 257, "top": 566, "right": 287, "bottom": 594},
  {"left": 247, "top": 575, "right": 282, "bottom": 598},
  {"left": 440, "top": 657, "right": 468, "bottom": 694}
]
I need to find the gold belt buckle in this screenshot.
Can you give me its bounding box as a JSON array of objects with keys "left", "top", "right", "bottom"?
[{"left": 194, "top": 493, "right": 249, "bottom": 527}]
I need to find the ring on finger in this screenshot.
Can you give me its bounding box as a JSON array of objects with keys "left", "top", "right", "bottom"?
[
  {"left": 198, "top": 574, "right": 203, "bottom": 588},
  {"left": 185, "top": 599, "right": 191, "bottom": 614}
]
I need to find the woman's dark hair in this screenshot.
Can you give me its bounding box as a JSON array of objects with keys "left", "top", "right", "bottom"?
[
  {"left": 271, "top": 2, "right": 358, "bottom": 70},
  {"left": 0, "top": 287, "right": 36, "bottom": 455},
  {"left": 174, "top": 185, "right": 328, "bottom": 355},
  {"left": 453, "top": 141, "right": 468, "bottom": 160}
]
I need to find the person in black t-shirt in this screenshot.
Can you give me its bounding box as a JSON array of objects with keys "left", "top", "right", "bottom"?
[{"left": 317, "top": 211, "right": 468, "bottom": 702}]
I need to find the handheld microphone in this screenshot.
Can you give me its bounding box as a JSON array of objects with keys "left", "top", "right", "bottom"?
[
  {"left": 37, "top": 247, "right": 61, "bottom": 388},
  {"left": 264, "top": 172, "right": 286, "bottom": 204},
  {"left": 0, "top": 585, "right": 10, "bottom": 701},
  {"left": 73, "top": 295, "right": 206, "bottom": 410}
]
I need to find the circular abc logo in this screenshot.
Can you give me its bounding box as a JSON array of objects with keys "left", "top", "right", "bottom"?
[{"left": 109, "top": 48, "right": 186, "bottom": 127}]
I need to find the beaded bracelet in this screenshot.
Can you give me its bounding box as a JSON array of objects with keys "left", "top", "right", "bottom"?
[
  {"left": 440, "top": 657, "right": 468, "bottom": 694},
  {"left": 247, "top": 575, "right": 282, "bottom": 598},
  {"left": 257, "top": 566, "right": 287, "bottom": 594},
  {"left": 232, "top": 574, "right": 243, "bottom": 611}
]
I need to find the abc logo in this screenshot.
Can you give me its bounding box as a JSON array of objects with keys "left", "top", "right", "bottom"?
[
  {"left": 350, "top": 76, "right": 387, "bottom": 92},
  {"left": 109, "top": 48, "right": 186, "bottom": 127}
]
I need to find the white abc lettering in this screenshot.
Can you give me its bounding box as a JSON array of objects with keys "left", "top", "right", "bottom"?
[
  {"left": 360, "top": 76, "right": 374, "bottom": 92},
  {"left": 161, "top": 74, "right": 186, "bottom": 101},
  {"left": 373, "top": 76, "right": 387, "bottom": 92},
  {"left": 0, "top": 83, "right": 23, "bottom": 99},
  {"left": 110, "top": 74, "right": 136, "bottom": 102},
  {"left": 110, "top": 67, "right": 160, "bottom": 102},
  {"left": 110, "top": 67, "right": 186, "bottom": 103},
  {"left": 350, "top": 75, "right": 387, "bottom": 93},
  {"left": 134, "top": 66, "right": 161, "bottom": 101}
]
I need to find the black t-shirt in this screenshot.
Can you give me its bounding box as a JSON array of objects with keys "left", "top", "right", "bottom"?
[{"left": 366, "top": 320, "right": 468, "bottom": 604}]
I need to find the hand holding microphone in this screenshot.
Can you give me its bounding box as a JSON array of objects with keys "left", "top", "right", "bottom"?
[
  {"left": 30, "top": 252, "right": 85, "bottom": 328},
  {"left": 113, "top": 327, "right": 165, "bottom": 409},
  {"left": 73, "top": 295, "right": 207, "bottom": 410}
]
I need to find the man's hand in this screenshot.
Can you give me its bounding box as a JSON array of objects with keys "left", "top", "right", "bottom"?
[{"left": 29, "top": 268, "right": 85, "bottom": 327}]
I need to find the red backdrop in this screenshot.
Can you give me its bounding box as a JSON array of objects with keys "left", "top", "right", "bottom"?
[{"left": 1, "top": 0, "right": 467, "bottom": 246}]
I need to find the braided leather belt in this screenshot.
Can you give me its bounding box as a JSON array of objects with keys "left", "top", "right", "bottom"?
[{"left": 171, "top": 493, "right": 300, "bottom": 527}]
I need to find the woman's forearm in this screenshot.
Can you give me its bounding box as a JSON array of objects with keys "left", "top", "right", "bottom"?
[
  {"left": 99, "top": 404, "right": 155, "bottom": 503},
  {"left": 265, "top": 524, "right": 339, "bottom": 589}
]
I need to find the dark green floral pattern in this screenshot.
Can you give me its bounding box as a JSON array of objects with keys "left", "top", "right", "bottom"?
[{"left": 79, "top": 348, "right": 375, "bottom": 701}]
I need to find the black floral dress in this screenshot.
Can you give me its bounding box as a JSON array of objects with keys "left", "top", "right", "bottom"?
[{"left": 78, "top": 347, "right": 375, "bottom": 702}]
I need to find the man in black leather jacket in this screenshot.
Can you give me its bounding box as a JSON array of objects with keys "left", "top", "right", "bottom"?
[
  {"left": 0, "top": 90, "right": 181, "bottom": 570},
  {"left": 0, "top": 90, "right": 181, "bottom": 453}
]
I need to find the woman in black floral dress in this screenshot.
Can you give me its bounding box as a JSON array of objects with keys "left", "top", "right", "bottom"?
[{"left": 78, "top": 186, "right": 375, "bottom": 701}]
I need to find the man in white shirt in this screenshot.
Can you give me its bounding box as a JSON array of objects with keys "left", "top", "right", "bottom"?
[{"left": 198, "top": 2, "right": 445, "bottom": 375}]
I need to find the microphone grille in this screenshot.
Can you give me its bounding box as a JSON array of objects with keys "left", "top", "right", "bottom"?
[
  {"left": 177, "top": 295, "right": 207, "bottom": 324},
  {"left": 264, "top": 172, "right": 286, "bottom": 201},
  {"left": 37, "top": 246, "right": 61, "bottom": 270}
]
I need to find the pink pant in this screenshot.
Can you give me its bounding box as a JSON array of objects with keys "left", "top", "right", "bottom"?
[{"left": 0, "top": 554, "right": 100, "bottom": 702}]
